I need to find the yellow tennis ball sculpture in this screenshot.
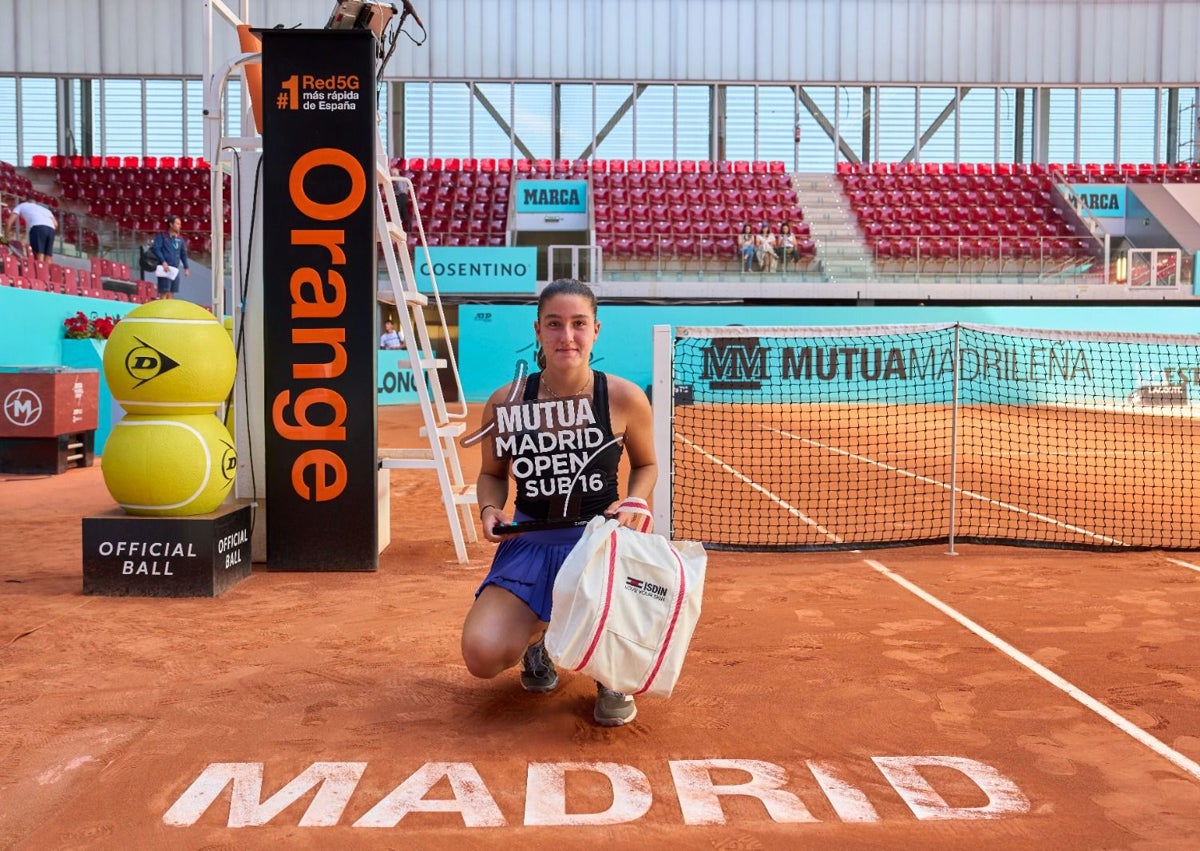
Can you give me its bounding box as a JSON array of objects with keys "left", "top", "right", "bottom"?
[
  {"left": 103, "top": 300, "right": 236, "bottom": 415},
  {"left": 102, "top": 414, "right": 237, "bottom": 516}
]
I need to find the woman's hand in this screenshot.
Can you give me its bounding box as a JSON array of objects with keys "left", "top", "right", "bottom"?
[
  {"left": 479, "top": 504, "right": 510, "bottom": 542},
  {"left": 605, "top": 497, "right": 653, "bottom": 533}
]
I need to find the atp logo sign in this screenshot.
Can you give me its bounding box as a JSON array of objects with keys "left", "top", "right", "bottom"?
[{"left": 3, "top": 388, "right": 43, "bottom": 428}]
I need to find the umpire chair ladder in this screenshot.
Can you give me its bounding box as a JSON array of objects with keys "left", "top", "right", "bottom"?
[{"left": 374, "top": 137, "right": 477, "bottom": 562}]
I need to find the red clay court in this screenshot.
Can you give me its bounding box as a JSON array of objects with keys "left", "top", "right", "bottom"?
[{"left": 2, "top": 404, "right": 1200, "bottom": 849}]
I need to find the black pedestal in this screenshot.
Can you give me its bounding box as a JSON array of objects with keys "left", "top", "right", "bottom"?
[
  {"left": 0, "top": 430, "right": 94, "bottom": 475},
  {"left": 82, "top": 502, "right": 254, "bottom": 597}
]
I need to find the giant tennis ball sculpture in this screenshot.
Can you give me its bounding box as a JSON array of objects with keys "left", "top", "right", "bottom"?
[
  {"left": 101, "top": 414, "right": 237, "bottom": 516},
  {"left": 103, "top": 300, "right": 236, "bottom": 415}
]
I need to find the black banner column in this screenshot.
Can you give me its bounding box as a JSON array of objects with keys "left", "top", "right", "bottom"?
[{"left": 261, "top": 29, "right": 378, "bottom": 570}]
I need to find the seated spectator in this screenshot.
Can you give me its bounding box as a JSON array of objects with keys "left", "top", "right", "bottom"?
[
  {"left": 737, "top": 223, "right": 756, "bottom": 272},
  {"left": 755, "top": 222, "right": 779, "bottom": 273},
  {"left": 778, "top": 221, "right": 801, "bottom": 267}
]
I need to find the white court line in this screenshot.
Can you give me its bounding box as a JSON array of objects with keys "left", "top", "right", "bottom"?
[
  {"left": 769, "top": 427, "right": 1125, "bottom": 546},
  {"left": 865, "top": 558, "right": 1200, "bottom": 784},
  {"left": 678, "top": 435, "right": 843, "bottom": 543},
  {"left": 1166, "top": 558, "right": 1200, "bottom": 574}
]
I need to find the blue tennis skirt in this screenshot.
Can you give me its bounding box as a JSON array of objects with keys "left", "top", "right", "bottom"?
[{"left": 476, "top": 511, "right": 587, "bottom": 623}]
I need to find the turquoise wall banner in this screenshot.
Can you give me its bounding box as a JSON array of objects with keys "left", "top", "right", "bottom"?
[
  {"left": 1069, "top": 184, "right": 1126, "bottom": 217},
  {"left": 669, "top": 326, "right": 1196, "bottom": 406},
  {"left": 0, "top": 288, "right": 137, "bottom": 369},
  {"left": 376, "top": 349, "right": 421, "bottom": 405},
  {"left": 457, "top": 304, "right": 1200, "bottom": 402},
  {"left": 514, "top": 180, "right": 588, "bottom": 213},
  {"left": 414, "top": 247, "right": 537, "bottom": 293}
]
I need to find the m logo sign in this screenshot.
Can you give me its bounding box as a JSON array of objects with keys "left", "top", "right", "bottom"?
[
  {"left": 3, "top": 388, "right": 42, "bottom": 427},
  {"left": 700, "top": 338, "right": 767, "bottom": 390}
]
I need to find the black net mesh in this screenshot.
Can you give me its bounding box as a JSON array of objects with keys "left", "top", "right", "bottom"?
[{"left": 667, "top": 323, "right": 1200, "bottom": 551}]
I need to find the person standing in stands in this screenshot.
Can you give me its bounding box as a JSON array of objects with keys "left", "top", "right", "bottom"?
[
  {"left": 379, "top": 318, "right": 405, "bottom": 350},
  {"left": 3, "top": 200, "right": 57, "bottom": 262},
  {"left": 152, "top": 215, "right": 190, "bottom": 300},
  {"left": 390, "top": 167, "right": 414, "bottom": 240}
]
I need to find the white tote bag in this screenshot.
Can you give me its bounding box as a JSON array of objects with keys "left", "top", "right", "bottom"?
[{"left": 544, "top": 516, "right": 707, "bottom": 698}]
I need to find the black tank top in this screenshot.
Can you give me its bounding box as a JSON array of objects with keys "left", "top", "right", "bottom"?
[{"left": 512, "top": 371, "right": 623, "bottom": 521}]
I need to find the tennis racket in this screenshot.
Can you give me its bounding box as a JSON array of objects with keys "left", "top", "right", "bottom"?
[{"left": 493, "top": 516, "right": 595, "bottom": 535}]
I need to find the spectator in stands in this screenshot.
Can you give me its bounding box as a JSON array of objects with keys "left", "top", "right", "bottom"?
[
  {"left": 778, "top": 222, "right": 801, "bottom": 268},
  {"left": 755, "top": 222, "right": 779, "bottom": 274},
  {"left": 738, "top": 222, "right": 756, "bottom": 272},
  {"left": 3, "top": 200, "right": 57, "bottom": 262},
  {"left": 380, "top": 318, "right": 405, "bottom": 350},
  {"left": 152, "top": 215, "right": 190, "bottom": 300}
]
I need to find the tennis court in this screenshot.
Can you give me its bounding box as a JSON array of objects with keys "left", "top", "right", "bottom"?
[
  {"left": 664, "top": 323, "right": 1200, "bottom": 552},
  {"left": 2, "top": 403, "right": 1200, "bottom": 849},
  {"left": 672, "top": 401, "right": 1200, "bottom": 549}
]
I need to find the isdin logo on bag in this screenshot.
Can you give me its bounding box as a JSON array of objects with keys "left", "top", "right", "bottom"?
[{"left": 624, "top": 576, "right": 668, "bottom": 602}]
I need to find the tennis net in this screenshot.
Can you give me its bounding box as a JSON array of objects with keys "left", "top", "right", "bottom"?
[{"left": 651, "top": 323, "right": 1200, "bottom": 551}]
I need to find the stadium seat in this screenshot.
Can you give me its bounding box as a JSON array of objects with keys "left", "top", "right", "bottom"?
[{"left": 633, "top": 237, "right": 657, "bottom": 259}]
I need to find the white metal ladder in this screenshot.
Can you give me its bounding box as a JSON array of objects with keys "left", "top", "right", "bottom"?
[{"left": 373, "top": 138, "right": 477, "bottom": 562}]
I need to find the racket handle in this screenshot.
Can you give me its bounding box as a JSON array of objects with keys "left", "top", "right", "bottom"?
[{"left": 493, "top": 517, "right": 593, "bottom": 535}]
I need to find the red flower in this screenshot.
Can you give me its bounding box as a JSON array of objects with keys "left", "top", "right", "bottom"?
[
  {"left": 63, "top": 311, "right": 92, "bottom": 339},
  {"left": 63, "top": 311, "right": 121, "bottom": 340}
]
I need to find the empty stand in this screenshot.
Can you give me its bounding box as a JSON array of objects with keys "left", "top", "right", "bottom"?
[{"left": 838, "top": 163, "right": 1103, "bottom": 276}]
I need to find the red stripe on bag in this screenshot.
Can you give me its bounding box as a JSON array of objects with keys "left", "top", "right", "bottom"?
[
  {"left": 635, "top": 545, "right": 687, "bottom": 695},
  {"left": 574, "top": 529, "right": 618, "bottom": 671}
]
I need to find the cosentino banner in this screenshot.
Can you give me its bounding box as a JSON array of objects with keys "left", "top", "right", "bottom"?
[{"left": 261, "top": 29, "right": 378, "bottom": 571}]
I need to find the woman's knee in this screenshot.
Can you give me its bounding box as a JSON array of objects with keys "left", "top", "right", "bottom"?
[{"left": 461, "top": 629, "right": 525, "bottom": 679}]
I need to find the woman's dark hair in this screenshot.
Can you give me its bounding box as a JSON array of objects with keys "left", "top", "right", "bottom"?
[
  {"left": 538, "top": 278, "right": 597, "bottom": 319},
  {"left": 535, "top": 279, "right": 597, "bottom": 368},
  {"left": 741, "top": 222, "right": 753, "bottom": 233},
  {"left": 780, "top": 222, "right": 792, "bottom": 233}
]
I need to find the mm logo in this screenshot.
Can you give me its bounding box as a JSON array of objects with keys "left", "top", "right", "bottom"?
[
  {"left": 700, "top": 339, "right": 768, "bottom": 390},
  {"left": 124, "top": 338, "right": 181, "bottom": 387},
  {"left": 3, "top": 388, "right": 42, "bottom": 427}
]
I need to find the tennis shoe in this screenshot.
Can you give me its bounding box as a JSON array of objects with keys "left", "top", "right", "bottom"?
[
  {"left": 594, "top": 681, "right": 637, "bottom": 726},
  {"left": 520, "top": 638, "right": 559, "bottom": 693}
]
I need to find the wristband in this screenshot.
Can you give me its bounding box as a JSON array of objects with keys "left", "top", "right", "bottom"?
[
  {"left": 479, "top": 503, "right": 499, "bottom": 521},
  {"left": 616, "top": 497, "right": 653, "bottom": 534}
]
